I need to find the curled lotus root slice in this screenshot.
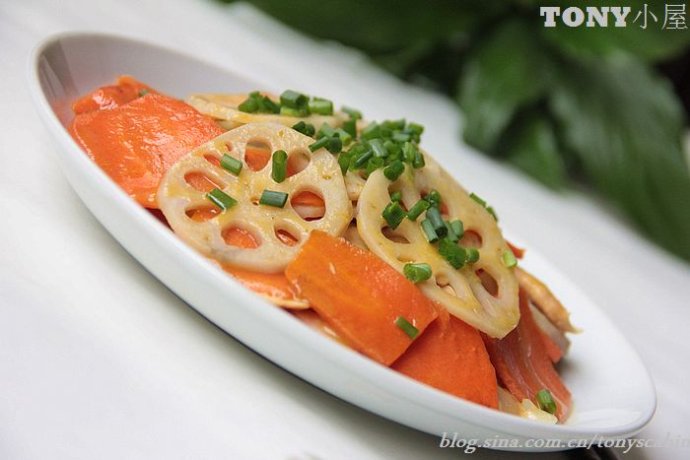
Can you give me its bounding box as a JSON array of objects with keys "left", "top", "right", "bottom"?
[
  {"left": 158, "top": 122, "right": 353, "bottom": 273},
  {"left": 356, "top": 156, "right": 519, "bottom": 338},
  {"left": 187, "top": 93, "right": 347, "bottom": 131}
]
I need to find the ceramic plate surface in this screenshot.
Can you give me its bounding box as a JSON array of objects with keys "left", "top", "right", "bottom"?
[{"left": 29, "top": 32, "right": 656, "bottom": 451}]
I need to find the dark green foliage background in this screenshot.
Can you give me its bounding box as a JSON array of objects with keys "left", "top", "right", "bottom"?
[{"left": 221, "top": 0, "right": 690, "bottom": 261}]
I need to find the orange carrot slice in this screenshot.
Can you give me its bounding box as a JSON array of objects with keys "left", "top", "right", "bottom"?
[
  {"left": 70, "top": 91, "right": 224, "bottom": 208},
  {"left": 507, "top": 241, "right": 525, "bottom": 259},
  {"left": 393, "top": 308, "right": 498, "bottom": 408},
  {"left": 221, "top": 264, "right": 307, "bottom": 308},
  {"left": 72, "top": 76, "right": 152, "bottom": 114},
  {"left": 483, "top": 291, "right": 571, "bottom": 421},
  {"left": 285, "top": 231, "right": 438, "bottom": 365}
]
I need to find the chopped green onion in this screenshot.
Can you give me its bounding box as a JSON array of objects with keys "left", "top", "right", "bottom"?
[
  {"left": 502, "top": 250, "right": 518, "bottom": 268},
  {"left": 220, "top": 154, "right": 243, "bottom": 176},
  {"left": 309, "top": 136, "right": 330, "bottom": 152},
  {"left": 361, "top": 122, "right": 381, "bottom": 140},
  {"left": 368, "top": 139, "right": 388, "bottom": 158},
  {"left": 407, "top": 199, "right": 430, "bottom": 221},
  {"left": 342, "top": 118, "right": 357, "bottom": 138},
  {"left": 138, "top": 88, "right": 150, "bottom": 97},
  {"left": 207, "top": 188, "right": 237, "bottom": 211},
  {"left": 292, "top": 121, "right": 316, "bottom": 137},
  {"left": 326, "top": 136, "right": 343, "bottom": 154},
  {"left": 413, "top": 149, "right": 425, "bottom": 169},
  {"left": 536, "top": 389, "right": 557, "bottom": 415},
  {"left": 382, "top": 201, "right": 406, "bottom": 230},
  {"left": 259, "top": 189, "right": 289, "bottom": 208},
  {"left": 317, "top": 123, "right": 336, "bottom": 139},
  {"left": 271, "top": 150, "right": 288, "bottom": 183},
  {"left": 280, "top": 106, "right": 308, "bottom": 117},
  {"left": 353, "top": 148, "right": 373, "bottom": 168},
  {"left": 402, "top": 142, "right": 417, "bottom": 163},
  {"left": 425, "top": 189, "right": 441, "bottom": 207},
  {"left": 334, "top": 128, "right": 352, "bottom": 146},
  {"left": 487, "top": 206, "right": 499, "bottom": 221},
  {"left": 406, "top": 122, "right": 424, "bottom": 136},
  {"left": 392, "top": 131, "right": 411, "bottom": 143},
  {"left": 342, "top": 106, "right": 362, "bottom": 120},
  {"left": 238, "top": 97, "right": 258, "bottom": 113},
  {"left": 395, "top": 316, "right": 419, "bottom": 339},
  {"left": 384, "top": 140, "right": 402, "bottom": 157},
  {"left": 421, "top": 219, "right": 439, "bottom": 243},
  {"left": 425, "top": 207, "right": 447, "bottom": 237},
  {"left": 449, "top": 220, "right": 464, "bottom": 239},
  {"left": 280, "top": 90, "right": 308, "bottom": 109},
  {"left": 308, "top": 97, "right": 333, "bottom": 115},
  {"left": 445, "top": 222, "right": 459, "bottom": 243},
  {"left": 338, "top": 152, "right": 351, "bottom": 174},
  {"left": 383, "top": 160, "right": 405, "bottom": 181},
  {"left": 466, "top": 247, "right": 480, "bottom": 264},
  {"left": 403, "top": 263, "right": 432, "bottom": 283},
  {"left": 390, "top": 191, "right": 402, "bottom": 202},
  {"left": 365, "top": 156, "right": 384, "bottom": 175},
  {"left": 439, "top": 238, "right": 466, "bottom": 269},
  {"left": 469, "top": 192, "right": 487, "bottom": 207}
]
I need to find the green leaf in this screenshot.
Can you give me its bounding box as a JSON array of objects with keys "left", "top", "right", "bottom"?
[
  {"left": 236, "top": 0, "right": 504, "bottom": 54},
  {"left": 457, "top": 19, "right": 553, "bottom": 152},
  {"left": 540, "top": 0, "right": 690, "bottom": 63},
  {"left": 503, "top": 114, "right": 567, "bottom": 189},
  {"left": 550, "top": 56, "right": 690, "bottom": 260}
]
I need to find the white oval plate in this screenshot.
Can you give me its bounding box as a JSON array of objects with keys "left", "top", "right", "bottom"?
[{"left": 28, "top": 32, "right": 655, "bottom": 452}]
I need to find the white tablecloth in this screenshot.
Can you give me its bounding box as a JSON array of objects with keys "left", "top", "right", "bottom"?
[{"left": 2, "top": 1, "right": 689, "bottom": 458}]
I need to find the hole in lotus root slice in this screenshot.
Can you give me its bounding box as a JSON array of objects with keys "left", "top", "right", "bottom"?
[
  {"left": 291, "top": 189, "right": 326, "bottom": 221},
  {"left": 382, "top": 226, "right": 410, "bottom": 244},
  {"left": 158, "top": 122, "right": 353, "bottom": 274},
  {"left": 355, "top": 155, "right": 519, "bottom": 338},
  {"left": 245, "top": 138, "right": 272, "bottom": 171},
  {"left": 222, "top": 226, "right": 261, "bottom": 249},
  {"left": 203, "top": 153, "right": 221, "bottom": 168},
  {"left": 184, "top": 172, "right": 224, "bottom": 194},
  {"left": 185, "top": 206, "right": 220, "bottom": 222},
  {"left": 460, "top": 229, "right": 483, "bottom": 248},
  {"left": 286, "top": 149, "right": 311, "bottom": 178},
  {"left": 476, "top": 268, "right": 499, "bottom": 297}
]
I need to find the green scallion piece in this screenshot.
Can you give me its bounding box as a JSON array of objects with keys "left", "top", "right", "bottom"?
[
  {"left": 383, "top": 160, "right": 405, "bottom": 181},
  {"left": 450, "top": 220, "right": 464, "bottom": 239},
  {"left": 207, "top": 188, "right": 237, "bottom": 211},
  {"left": 353, "top": 149, "right": 373, "bottom": 168},
  {"left": 406, "top": 122, "right": 424, "bottom": 137},
  {"left": 342, "top": 106, "right": 362, "bottom": 120},
  {"left": 369, "top": 139, "right": 388, "bottom": 158},
  {"left": 407, "top": 199, "right": 430, "bottom": 221},
  {"left": 395, "top": 316, "right": 419, "bottom": 339},
  {"left": 292, "top": 121, "right": 316, "bottom": 137},
  {"left": 425, "top": 189, "right": 441, "bottom": 208},
  {"left": 390, "top": 191, "right": 402, "bottom": 202},
  {"left": 413, "top": 149, "right": 425, "bottom": 169},
  {"left": 138, "top": 88, "right": 150, "bottom": 97},
  {"left": 425, "top": 207, "right": 447, "bottom": 237},
  {"left": 259, "top": 189, "right": 289, "bottom": 208},
  {"left": 439, "top": 238, "right": 466, "bottom": 269},
  {"left": 271, "top": 150, "right": 288, "bottom": 183},
  {"left": 421, "top": 219, "right": 439, "bottom": 243},
  {"left": 361, "top": 122, "right": 381, "bottom": 140},
  {"left": 309, "top": 136, "right": 330, "bottom": 152},
  {"left": 502, "top": 250, "right": 518, "bottom": 268},
  {"left": 327, "top": 136, "right": 343, "bottom": 154},
  {"left": 445, "top": 222, "right": 459, "bottom": 243},
  {"left": 392, "top": 131, "right": 411, "bottom": 143},
  {"left": 466, "top": 247, "right": 480, "bottom": 264},
  {"left": 469, "top": 192, "right": 487, "bottom": 207},
  {"left": 280, "top": 106, "right": 309, "bottom": 117},
  {"left": 487, "top": 206, "right": 499, "bottom": 221},
  {"left": 317, "top": 123, "right": 336, "bottom": 139},
  {"left": 366, "top": 156, "right": 385, "bottom": 175},
  {"left": 220, "top": 154, "right": 243, "bottom": 176},
  {"left": 238, "top": 97, "right": 258, "bottom": 113},
  {"left": 338, "top": 152, "right": 351, "bottom": 174},
  {"left": 342, "top": 118, "right": 357, "bottom": 138},
  {"left": 308, "top": 97, "right": 333, "bottom": 115},
  {"left": 280, "top": 90, "right": 308, "bottom": 109},
  {"left": 403, "top": 263, "right": 432, "bottom": 283},
  {"left": 402, "top": 142, "right": 417, "bottom": 163},
  {"left": 335, "top": 128, "right": 352, "bottom": 146},
  {"left": 382, "top": 201, "right": 406, "bottom": 230},
  {"left": 536, "top": 389, "right": 557, "bottom": 415}
]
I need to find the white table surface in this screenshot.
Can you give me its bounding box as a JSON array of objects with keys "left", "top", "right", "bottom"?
[{"left": 2, "top": 1, "right": 690, "bottom": 458}]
